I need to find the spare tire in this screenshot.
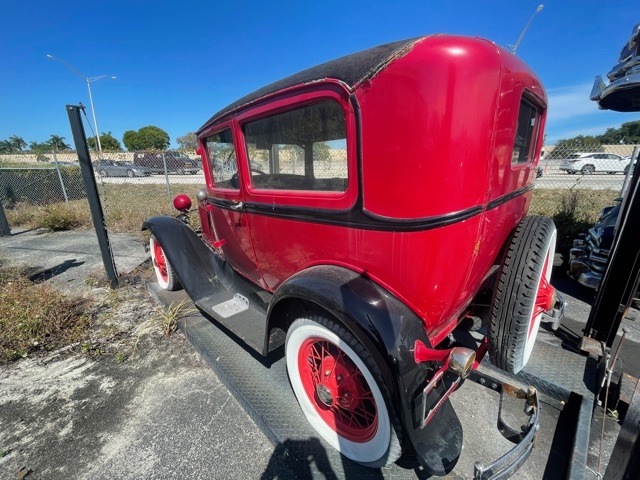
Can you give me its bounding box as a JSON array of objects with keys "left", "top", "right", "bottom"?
[{"left": 488, "top": 216, "right": 557, "bottom": 373}]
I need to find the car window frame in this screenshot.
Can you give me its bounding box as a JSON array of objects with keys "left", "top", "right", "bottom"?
[
  {"left": 235, "top": 84, "right": 359, "bottom": 211},
  {"left": 201, "top": 122, "right": 241, "bottom": 195},
  {"left": 510, "top": 91, "right": 545, "bottom": 177}
]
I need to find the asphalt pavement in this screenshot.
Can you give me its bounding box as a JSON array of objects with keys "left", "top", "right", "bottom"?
[{"left": 0, "top": 227, "right": 147, "bottom": 292}]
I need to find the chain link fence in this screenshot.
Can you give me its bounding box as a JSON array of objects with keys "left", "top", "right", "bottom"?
[
  {"left": 529, "top": 144, "right": 637, "bottom": 249},
  {"left": 0, "top": 151, "right": 203, "bottom": 236},
  {"left": 0, "top": 143, "right": 637, "bottom": 271},
  {"left": 0, "top": 155, "right": 88, "bottom": 233}
]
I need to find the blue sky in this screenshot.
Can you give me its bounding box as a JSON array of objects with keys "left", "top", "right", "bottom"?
[{"left": 1, "top": 0, "right": 638, "bottom": 148}]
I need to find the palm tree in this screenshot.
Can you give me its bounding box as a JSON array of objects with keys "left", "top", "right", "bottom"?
[
  {"left": 8, "top": 135, "right": 26, "bottom": 151},
  {"left": 0, "top": 140, "right": 15, "bottom": 153},
  {"left": 29, "top": 141, "right": 49, "bottom": 154},
  {"left": 48, "top": 135, "right": 70, "bottom": 152}
]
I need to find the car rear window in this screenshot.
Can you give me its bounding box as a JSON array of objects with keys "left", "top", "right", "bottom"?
[
  {"left": 242, "top": 100, "right": 348, "bottom": 192},
  {"left": 512, "top": 97, "right": 542, "bottom": 165}
]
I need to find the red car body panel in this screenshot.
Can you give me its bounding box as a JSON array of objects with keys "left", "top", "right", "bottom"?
[{"left": 196, "top": 34, "right": 546, "bottom": 347}]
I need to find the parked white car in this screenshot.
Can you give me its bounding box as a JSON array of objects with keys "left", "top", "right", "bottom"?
[{"left": 559, "top": 152, "right": 628, "bottom": 174}]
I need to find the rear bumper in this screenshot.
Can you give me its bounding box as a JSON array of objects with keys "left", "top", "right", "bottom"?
[
  {"left": 412, "top": 347, "right": 540, "bottom": 480},
  {"left": 468, "top": 370, "right": 539, "bottom": 480}
]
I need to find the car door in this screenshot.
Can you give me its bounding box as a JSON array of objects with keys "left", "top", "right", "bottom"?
[
  {"left": 237, "top": 94, "right": 358, "bottom": 291},
  {"left": 590, "top": 153, "right": 606, "bottom": 171},
  {"left": 202, "top": 126, "right": 264, "bottom": 287},
  {"left": 608, "top": 154, "right": 625, "bottom": 172}
]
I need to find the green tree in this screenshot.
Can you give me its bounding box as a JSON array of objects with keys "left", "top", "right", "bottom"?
[
  {"left": 548, "top": 135, "right": 603, "bottom": 159},
  {"left": 48, "top": 135, "right": 70, "bottom": 152},
  {"left": 0, "top": 140, "right": 14, "bottom": 153},
  {"left": 123, "top": 130, "right": 137, "bottom": 150},
  {"left": 617, "top": 121, "right": 640, "bottom": 144},
  {"left": 29, "top": 141, "right": 50, "bottom": 154},
  {"left": 597, "top": 127, "right": 622, "bottom": 145},
  {"left": 29, "top": 141, "right": 51, "bottom": 161},
  {"left": 0, "top": 136, "right": 26, "bottom": 153},
  {"left": 312, "top": 142, "right": 331, "bottom": 162},
  {"left": 177, "top": 132, "right": 198, "bottom": 151},
  {"left": 596, "top": 120, "right": 640, "bottom": 144},
  {"left": 122, "top": 126, "right": 170, "bottom": 151},
  {"left": 87, "top": 131, "right": 123, "bottom": 151},
  {"left": 8, "top": 135, "right": 26, "bottom": 151}
]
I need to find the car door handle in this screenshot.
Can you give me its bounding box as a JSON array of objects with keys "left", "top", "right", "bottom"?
[{"left": 229, "top": 201, "right": 244, "bottom": 212}]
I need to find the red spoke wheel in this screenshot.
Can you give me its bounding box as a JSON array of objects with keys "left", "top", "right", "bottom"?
[
  {"left": 286, "top": 313, "right": 402, "bottom": 467},
  {"left": 149, "top": 235, "right": 181, "bottom": 291},
  {"left": 488, "top": 216, "right": 557, "bottom": 373}
]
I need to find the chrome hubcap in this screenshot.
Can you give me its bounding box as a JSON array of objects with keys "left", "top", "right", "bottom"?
[{"left": 316, "top": 384, "right": 334, "bottom": 407}]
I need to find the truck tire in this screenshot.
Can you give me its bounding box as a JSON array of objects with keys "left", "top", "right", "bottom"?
[
  {"left": 286, "top": 312, "right": 402, "bottom": 468},
  {"left": 149, "top": 235, "right": 181, "bottom": 291},
  {"left": 488, "top": 216, "right": 557, "bottom": 373}
]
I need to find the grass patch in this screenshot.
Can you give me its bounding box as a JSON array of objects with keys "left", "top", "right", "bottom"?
[
  {"left": 6, "top": 200, "right": 90, "bottom": 232},
  {"left": 97, "top": 183, "right": 182, "bottom": 232},
  {"left": 40, "top": 203, "right": 84, "bottom": 231},
  {"left": 5, "top": 183, "right": 199, "bottom": 235},
  {"left": 0, "top": 266, "right": 92, "bottom": 363},
  {"left": 530, "top": 188, "right": 619, "bottom": 246},
  {"left": 158, "top": 300, "right": 196, "bottom": 336}
]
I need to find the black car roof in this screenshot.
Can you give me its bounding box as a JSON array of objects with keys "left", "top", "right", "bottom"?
[{"left": 198, "top": 36, "right": 424, "bottom": 133}]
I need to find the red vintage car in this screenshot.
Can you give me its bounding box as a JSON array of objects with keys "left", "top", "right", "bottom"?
[{"left": 145, "top": 34, "right": 564, "bottom": 476}]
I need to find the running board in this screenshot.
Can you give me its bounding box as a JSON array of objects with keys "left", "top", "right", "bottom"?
[{"left": 195, "top": 291, "right": 270, "bottom": 355}]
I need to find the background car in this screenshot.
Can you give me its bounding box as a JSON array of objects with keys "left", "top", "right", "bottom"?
[
  {"left": 93, "top": 160, "right": 152, "bottom": 177},
  {"left": 559, "top": 152, "right": 627, "bottom": 174},
  {"left": 622, "top": 155, "right": 636, "bottom": 175},
  {"left": 133, "top": 151, "right": 201, "bottom": 174}
]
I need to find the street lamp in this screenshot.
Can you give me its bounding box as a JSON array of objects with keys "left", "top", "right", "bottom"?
[{"left": 47, "top": 54, "right": 116, "bottom": 155}]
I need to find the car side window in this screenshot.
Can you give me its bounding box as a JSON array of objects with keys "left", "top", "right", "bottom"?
[
  {"left": 205, "top": 129, "right": 238, "bottom": 189},
  {"left": 511, "top": 97, "right": 542, "bottom": 165},
  {"left": 242, "top": 100, "right": 348, "bottom": 192}
]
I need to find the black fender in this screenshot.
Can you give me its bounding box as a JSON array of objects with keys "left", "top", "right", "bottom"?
[
  {"left": 267, "top": 265, "right": 462, "bottom": 475},
  {"left": 142, "top": 216, "right": 230, "bottom": 303}
]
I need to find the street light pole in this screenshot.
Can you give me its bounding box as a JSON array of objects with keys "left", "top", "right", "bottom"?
[
  {"left": 512, "top": 4, "right": 544, "bottom": 53},
  {"left": 47, "top": 54, "right": 116, "bottom": 156}
]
